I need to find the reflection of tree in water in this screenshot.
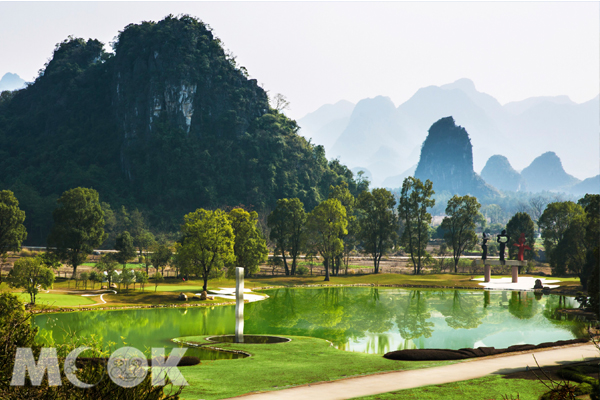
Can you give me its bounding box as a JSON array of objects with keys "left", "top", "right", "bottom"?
[
  {"left": 245, "top": 287, "right": 394, "bottom": 347},
  {"left": 508, "top": 291, "right": 540, "bottom": 320},
  {"left": 396, "top": 291, "right": 434, "bottom": 340},
  {"left": 542, "top": 295, "right": 588, "bottom": 338},
  {"left": 442, "top": 290, "right": 486, "bottom": 329}
]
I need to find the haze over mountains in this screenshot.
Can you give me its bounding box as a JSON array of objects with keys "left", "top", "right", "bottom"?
[
  {"left": 298, "top": 78, "right": 599, "bottom": 189},
  {"left": 0, "top": 73, "right": 26, "bottom": 92}
]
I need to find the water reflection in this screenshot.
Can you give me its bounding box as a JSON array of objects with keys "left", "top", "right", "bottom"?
[{"left": 33, "top": 288, "right": 587, "bottom": 357}]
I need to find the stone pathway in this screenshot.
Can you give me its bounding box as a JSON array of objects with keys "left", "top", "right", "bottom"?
[{"left": 230, "top": 343, "right": 599, "bottom": 400}]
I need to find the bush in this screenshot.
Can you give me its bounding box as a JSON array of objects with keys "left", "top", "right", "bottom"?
[{"left": 296, "top": 265, "right": 309, "bottom": 276}]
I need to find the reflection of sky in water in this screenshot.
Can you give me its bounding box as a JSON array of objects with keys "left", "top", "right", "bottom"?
[{"left": 33, "top": 288, "right": 586, "bottom": 357}]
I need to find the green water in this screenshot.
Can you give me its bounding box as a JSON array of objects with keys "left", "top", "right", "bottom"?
[{"left": 33, "top": 288, "right": 586, "bottom": 358}]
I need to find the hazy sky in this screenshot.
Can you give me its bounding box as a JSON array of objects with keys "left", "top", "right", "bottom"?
[{"left": 0, "top": 1, "right": 598, "bottom": 120}]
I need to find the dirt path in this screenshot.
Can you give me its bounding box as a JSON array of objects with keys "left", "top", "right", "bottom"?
[{"left": 231, "top": 343, "right": 599, "bottom": 400}]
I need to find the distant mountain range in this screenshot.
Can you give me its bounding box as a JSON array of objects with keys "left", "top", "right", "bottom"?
[
  {"left": 298, "top": 78, "right": 599, "bottom": 189},
  {"left": 0, "top": 72, "right": 26, "bottom": 91}
]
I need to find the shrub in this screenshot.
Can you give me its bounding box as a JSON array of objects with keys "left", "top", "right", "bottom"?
[{"left": 296, "top": 265, "right": 309, "bottom": 276}]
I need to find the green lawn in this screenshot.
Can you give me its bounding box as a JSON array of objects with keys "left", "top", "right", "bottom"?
[
  {"left": 351, "top": 375, "right": 551, "bottom": 400},
  {"left": 15, "top": 292, "right": 98, "bottom": 307},
  {"left": 175, "top": 335, "right": 456, "bottom": 400}
]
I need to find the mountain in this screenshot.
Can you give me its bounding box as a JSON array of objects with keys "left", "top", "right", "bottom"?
[
  {"left": 0, "top": 16, "right": 362, "bottom": 244},
  {"left": 297, "top": 78, "right": 599, "bottom": 187},
  {"left": 381, "top": 164, "right": 417, "bottom": 188},
  {"left": 414, "top": 117, "right": 499, "bottom": 199},
  {"left": 480, "top": 155, "right": 525, "bottom": 192},
  {"left": 297, "top": 100, "right": 354, "bottom": 149},
  {"left": 520, "top": 152, "right": 580, "bottom": 193},
  {"left": 569, "top": 175, "right": 600, "bottom": 196},
  {"left": 504, "top": 95, "right": 575, "bottom": 115},
  {"left": 0, "top": 73, "right": 26, "bottom": 91}
]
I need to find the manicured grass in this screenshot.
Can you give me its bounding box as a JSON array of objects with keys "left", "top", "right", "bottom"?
[
  {"left": 15, "top": 292, "right": 98, "bottom": 307},
  {"left": 175, "top": 335, "right": 455, "bottom": 400},
  {"left": 351, "top": 374, "right": 551, "bottom": 400}
]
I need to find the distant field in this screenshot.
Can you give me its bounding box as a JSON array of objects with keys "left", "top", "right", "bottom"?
[{"left": 81, "top": 262, "right": 146, "bottom": 269}]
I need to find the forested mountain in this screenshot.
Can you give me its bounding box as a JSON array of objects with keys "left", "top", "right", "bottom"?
[
  {"left": 414, "top": 117, "right": 499, "bottom": 199},
  {"left": 0, "top": 15, "right": 363, "bottom": 245}
]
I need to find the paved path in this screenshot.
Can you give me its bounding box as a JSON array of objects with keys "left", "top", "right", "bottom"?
[{"left": 232, "top": 343, "right": 599, "bottom": 400}]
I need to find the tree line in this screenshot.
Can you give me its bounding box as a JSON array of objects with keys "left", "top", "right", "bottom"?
[{"left": 1, "top": 181, "right": 598, "bottom": 303}]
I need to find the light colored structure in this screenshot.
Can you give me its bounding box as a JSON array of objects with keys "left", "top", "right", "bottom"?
[
  {"left": 235, "top": 267, "right": 244, "bottom": 343},
  {"left": 475, "top": 259, "right": 527, "bottom": 283}
]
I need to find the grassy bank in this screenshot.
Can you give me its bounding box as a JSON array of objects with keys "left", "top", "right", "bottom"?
[
  {"left": 175, "top": 335, "right": 456, "bottom": 400},
  {"left": 1, "top": 273, "right": 581, "bottom": 311}
]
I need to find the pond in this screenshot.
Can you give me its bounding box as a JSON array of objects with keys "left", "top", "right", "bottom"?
[{"left": 32, "top": 288, "right": 587, "bottom": 358}]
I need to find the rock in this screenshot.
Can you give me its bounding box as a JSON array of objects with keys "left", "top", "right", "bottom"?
[
  {"left": 200, "top": 291, "right": 208, "bottom": 300},
  {"left": 178, "top": 293, "right": 188, "bottom": 301},
  {"left": 109, "top": 283, "right": 117, "bottom": 289},
  {"left": 207, "top": 296, "right": 214, "bottom": 300},
  {"left": 101, "top": 285, "right": 107, "bottom": 289},
  {"left": 533, "top": 279, "right": 544, "bottom": 289}
]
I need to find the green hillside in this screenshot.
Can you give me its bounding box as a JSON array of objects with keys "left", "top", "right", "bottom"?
[{"left": 0, "top": 15, "right": 363, "bottom": 244}]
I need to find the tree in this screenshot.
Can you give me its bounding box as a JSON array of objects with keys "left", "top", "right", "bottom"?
[
  {"left": 228, "top": 208, "right": 268, "bottom": 278},
  {"left": 441, "top": 195, "right": 481, "bottom": 273},
  {"left": 0, "top": 191, "right": 27, "bottom": 283},
  {"left": 79, "top": 272, "right": 89, "bottom": 289},
  {"left": 150, "top": 243, "right": 173, "bottom": 276},
  {"left": 356, "top": 188, "right": 397, "bottom": 274},
  {"left": 538, "top": 201, "right": 585, "bottom": 271},
  {"left": 120, "top": 267, "right": 135, "bottom": 291},
  {"left": 88, "top": 271, "right": 99, "bottom": 289},
  {"left": 115, "top": 231, "right": 136, "bottom": 269},
  {"left": 135, "top": 230, "right": 156, "bottom": 270},
  {"left": 529, "top": 195, "right": 550, "bottom": 233},
  {"left": 398, "top": 177, "right": 435, "bottom": 275},
  {"left": 305, "top": 199, "right": 347, "bottom": 281},
  {"left": 135, "top": 270, "right": 148, "bottom": 291},
  {"left": 328, "top": 182, "right": 357, "bottom": 275},
  {"left": 95, "top": 253, "right": 118, "bottom": 287},
  {"left": 0, "top": 191, "right": 27, "bottom": 267},
  {"left": 581, "top": 195, "right": 600, "bottom": 291},
  {"left": 506, "top": 212, "right": 536, "bottom": 268},
  {"left": 267, "top": 198, "right": 306, "bottom": 276},
  {"left": 47, "top": 188, "right": 107, "bottom": 278},
  {"left": 178, "top": 209, "right": 235, "bottom": 292},
  {"left": 8, "top": 257, "right": 54, "bottom": 304},
  {"left": 153, "top": 272, "right": 164, "bottom": 292}
]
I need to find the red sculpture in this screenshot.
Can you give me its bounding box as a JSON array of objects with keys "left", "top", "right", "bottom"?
[{"left": 513, "top": 233, "right": 531, "bottom": 261}]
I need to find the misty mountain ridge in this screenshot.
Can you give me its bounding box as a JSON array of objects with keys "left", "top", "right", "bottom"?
[
  {"left": 297, "top": 78, "right": 598, "bottom": 190},
  {"left": 0, "top": 72, "right": 26, "bottom": 91},
  {"left": 520, "top": 151, "right": 581, "bottom": 193}
]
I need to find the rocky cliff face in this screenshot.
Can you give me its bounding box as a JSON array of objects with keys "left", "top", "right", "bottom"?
[
  {"left": 414, "top": 117, "right": 498, "bottom": 198},
  {"left": 112, "top": 16, "right": 269, "bottom": 179},
  {"left": 520, "top": 152, "right": 580, "bottom": 192},
  {"left": 480, "top": 155, "right": 525, "bottom": 192}
]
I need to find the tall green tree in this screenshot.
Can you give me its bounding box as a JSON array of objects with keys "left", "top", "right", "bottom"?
[
  {"left": 95, "top": 253, "right": 118, "bottom": 286},
  {"left": 114, "top": 231, "right": 136, "bottom": 269},
  {"left": 506, "top": 212, "right": 536, "bottom": 265},
  {"left": 328, "top": 182, "right": 357, "bottom": 276},
  {"left": 356, "top": 188, "right": 398, "bottom": 274},
  {"left": 538, "top": 201, "right": 585, "bottom": 273},
  {"left": 8, "top": 257, "right": 54, "bottom": 304},
  {"left": 581, "top": 195, "right": 600, "bottom": 292},
  {"left": 398, "top": 177, "right": 435, "bottom": 275},
  {"left": 47, "top": 187, "right": 107, "bottom": 278},
  {"left": 227, "top": 208, "right": 268, "bottom": 278},
  {"left": 150, "top": 242, "right": 173, "bottom": 276},
  {"left": 0, "top": 190, "right": 27, "bottom": 265},
  {"left": 441, "top": 195, "right": 481, "bottom": 273},
  {"left": 178, "top": 209, "right": 235, "bottom": 292},
  {"left": 267, "top": 198, "right": 306, "bottom": 276},
  {"left": 306, "top": 199, "right": 347, "bottom": 281}
]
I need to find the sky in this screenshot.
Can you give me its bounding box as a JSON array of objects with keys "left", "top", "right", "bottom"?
[{"left": 0, "top": 1, "right": 598, "bottom": 121}]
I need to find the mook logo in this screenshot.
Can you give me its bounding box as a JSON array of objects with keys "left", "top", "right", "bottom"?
[{"left": 10, "top": 346, "right": 189, "bottom": 388}]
